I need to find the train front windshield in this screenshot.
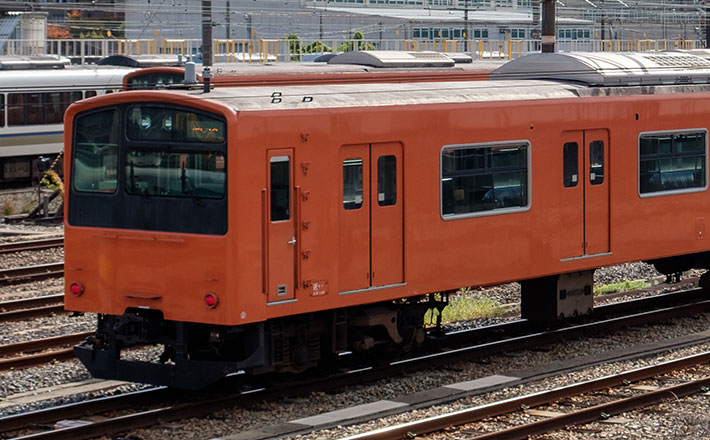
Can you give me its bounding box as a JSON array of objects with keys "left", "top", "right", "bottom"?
[{"left": 69, "top": 105, "right": 228, "bottom": 235}]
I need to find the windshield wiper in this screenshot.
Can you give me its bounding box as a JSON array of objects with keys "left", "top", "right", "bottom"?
[{"left": 181, "top": 166, "right": 204, "bottom": 207}]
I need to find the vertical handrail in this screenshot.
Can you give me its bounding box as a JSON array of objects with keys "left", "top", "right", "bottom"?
[
  {"left": 294, "top": 186, "right": 302, "bottom": 291},
  {"left": 261, "top": 188, "right": 268, "bottom": 295}
]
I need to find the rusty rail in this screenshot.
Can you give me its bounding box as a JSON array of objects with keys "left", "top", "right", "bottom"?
[
  {"left": 344, "top": 351, "right": 710, "bottom": 440},
  {"left": 0, "top": 294, "right": 65, "bottom": 321},
  {"left": 0, "top": 332, "right": 92, "bottom": 371},
  {"left": 0, "top": 238, "right": 63, "bottom": 254},
  {"left": 0, "top": 263, "right": 64, "bottom": 286}
]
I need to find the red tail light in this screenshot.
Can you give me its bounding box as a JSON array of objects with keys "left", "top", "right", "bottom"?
[
  {"left": 70, "top": 282, "right": 85, "bottom": 296},
  {"left": 204, "top": 292, "right": 219, "bottom": 309}
]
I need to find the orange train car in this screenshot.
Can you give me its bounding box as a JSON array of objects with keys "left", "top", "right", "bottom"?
[
  {"left": 65, "top": 52, "right": 710, "bottom": 388},
  {"left": 117, "top": 51, "right": 503, "bottom": 90}
]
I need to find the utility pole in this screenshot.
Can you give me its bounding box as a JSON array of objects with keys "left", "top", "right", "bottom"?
[
  {"left": 226, "top": 0, "right": 230, "bottom": 40},
  {"left": 541, "top": 0, "right": 555, "bottom": 53},
  {"left": 201, "top": 0, "right": 212, "bottom": 93}
]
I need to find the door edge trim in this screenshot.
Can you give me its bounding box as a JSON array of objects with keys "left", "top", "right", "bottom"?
[
  {"left": 560, "top": 252, "right": 612, "bottom": 262},
  {"left": 267, "top": 298, "right": 298, "bottom": 306},
  {"left": 339, "top": 282, "right": 407, "bottom": 296}
]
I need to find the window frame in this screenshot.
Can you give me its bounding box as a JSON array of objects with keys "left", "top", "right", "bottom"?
[
  {"left": 637, "top": 128, "right": 709, "bottom": 198},
  {"left": 71, "top": 106, "right": 121, "bottom": 194},
  {"left": 440, "top": 140, "right": 532, "bottom": 220}
]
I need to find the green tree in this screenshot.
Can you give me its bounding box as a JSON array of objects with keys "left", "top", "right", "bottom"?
[
  {"left": 304, "top": 40, "right": 333, "bottom": 54},
  {"left": 285, "top": 33, "right": 302, "bottom": 61},
  {"left": 337, "top": 30, "right": 375, "bottom": 52}
]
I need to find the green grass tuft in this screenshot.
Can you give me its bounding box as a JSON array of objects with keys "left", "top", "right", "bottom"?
[
  {"left": 594, "top": 280, "right": 649, "bottom": 296},
  {"left": 425, "top": 294, "right": 504, "bottom": 325},
  {"left": 1, "top": 202, "right": 13, "bottom": 217}
]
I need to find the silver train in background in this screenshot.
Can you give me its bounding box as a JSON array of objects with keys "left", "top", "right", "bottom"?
[{"left": 0, "top": 55, "right": 136, "bottom": 183}]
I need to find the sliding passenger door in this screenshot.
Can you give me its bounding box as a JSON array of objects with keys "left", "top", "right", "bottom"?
[
  {"left": 560, "top": 129, "right": 610, "bottom": 259},
  {"left": 338, "top": 143, "right": 404, "bottom": 293},
  {"left": 339, "top": 145, "right": 371, "bottom": 292},
  {"left": 584, "top": 129, "right": 610, "bottom": 256},
  {"left": 267, "top": 149, "right": 296, "bottom": 302},
  {"left": 370, "top": 143, "right": 404, "bottom": 287},
  {"left": 560, "top": 132, "right": 585, "bottom": 259}
]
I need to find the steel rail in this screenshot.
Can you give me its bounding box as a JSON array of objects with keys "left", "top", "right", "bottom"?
[
  {"left": 10, "top": 297, "right": 710, "bottom": 440},
  {"left": 343, "top": 351, "right": 710, "bottom": 440},
  {"left": 0, "top": 332, "right": 92, "bottom": 372},
  {"left": 0, "top": 332, "right": 90, "bottom": 358},
  {"left": 0, "top": 294, "right": 64, "bottom": 312},
  {"left": 0, "top": 238, "right": 63, "bottom": 254},
  {"left": 0, "top": 387, "right": 173, "bottom": 434},
  {"left": 0, "top": 263, "right": 64, "bottom": 286},
  {"left": 0, "top": 305, "right": 65, "bottom": 321},
  {"left": 0, "top": 349, "right": 74, "bottom": 372},
  {"left": 0, "top": 293, "right": 66, "bottom": 321},
  {"left": 472, "top": 376, "right": 710, "bottom": 440}
]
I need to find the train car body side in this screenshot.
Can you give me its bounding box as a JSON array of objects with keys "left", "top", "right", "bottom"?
[{"left": 63, "top": 83, "right": 710, "bottom": 387}]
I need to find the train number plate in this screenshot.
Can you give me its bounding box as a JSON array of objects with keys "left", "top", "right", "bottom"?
[{"left": 309, "top": 280, "right": 328, "bottom": 297}]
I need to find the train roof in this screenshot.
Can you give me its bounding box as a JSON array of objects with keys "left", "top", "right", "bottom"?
[
  {"left": 0, "top": 55, "right": 71, "bottom": 70},
  {"left": 327, "top": 51, "right": 457, "bottom": 68},
  {"left": 0, "top": 67, "right": 136, "bottom": 91},
  {"left": 150, "top": 77, "right": 710, "bottom": 112},
  {"left": 491, "top": 52, "right": 710, "bottom": 86},
  {"left": 153, "top": 79, "right": 588, "bottom": 111}
]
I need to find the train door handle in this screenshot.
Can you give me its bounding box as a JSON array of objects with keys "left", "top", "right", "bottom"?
[{"left": 287, "top": 237, "right": 297, "bottom": 245}]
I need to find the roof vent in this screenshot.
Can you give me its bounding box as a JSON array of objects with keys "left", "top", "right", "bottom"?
[
  {"left": 491, "top": 52, "right": 710, "bottom": 86},
  {"left": 328, "top": 50, "right": 454, "bottom": 68}
]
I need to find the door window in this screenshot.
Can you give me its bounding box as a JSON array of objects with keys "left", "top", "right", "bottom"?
[
  {"left": 270, "top": 156, "right": 290, "bottom": 221},
  {"left": 343, "top": 158, "right": 363, "bottom": 210},
  {"left": 589, "top": 140, "right": 604, "bottom": 185},
  {"left": 563, "top": 142, "right": 578, "bottom": 188},
  {"left": 377, "top": 155, "right": 397, "bottom": 206}
]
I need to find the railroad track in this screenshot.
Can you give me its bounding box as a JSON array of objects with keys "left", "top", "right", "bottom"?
[
  {"left": 345, "top": 351, "right": 710, "bottom": 440},
  {"left": 3, "top": 288, "right": 709, "bottom": 440},
  {"left": 0, "top": 294, "right": 65, "bottom": 320},
  {"left": 0, "top": 237, "right": 63, "bottom": 254},
  {"left": 0, "top": 262, "right": 64, "bottom": 286},
  {"left": 0, "top": 332, "right": 91, "bottom": 372}
]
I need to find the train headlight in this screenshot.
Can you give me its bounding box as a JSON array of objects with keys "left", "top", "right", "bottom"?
[
  {"left": 162, "top": 116, "right": 173, "bottom": 132},
  {"left": 70, "top": 282, "right": 85, "bottom": 296},
  {"left": 204, "top": 292, "right": 219, "bottom": 309},
  {"left": 140, "top": 115, "right": 151, "bottom": 130}
]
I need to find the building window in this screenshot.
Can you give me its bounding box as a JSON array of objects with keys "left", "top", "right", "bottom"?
[
  {"left": 639, "top": 130, "right": 707, "bottom": 196},
  {"left": 441, "top": 142, "right": 530, "bottom": 217}
]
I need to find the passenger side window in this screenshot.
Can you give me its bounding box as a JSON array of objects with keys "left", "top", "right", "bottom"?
[
  {"left": 73, "top": 109, "right": 119, "bottom": 193},
  {"left": 441, "top": 142, "right": 529, "bottom": 217},
  {"left": 589, "top": 140, "right": 604, "bottom": 185},
  {"left": 563, "top": 142, "right": 578, "bottom": 188},
  {"left": 0, "top": 94, "right": 4, "bottom": 127},
  {"left": 343, "top": 158, "right": 363, "bottom": 210},
  {"left": 377, "top": 155, "right": 396, "bottom": 206},
  {"left": 270, "top": 156, "right": 290, "bottom": 222},
  {"left": 639, "top": 130, "right": 707, "bottom": 195}
]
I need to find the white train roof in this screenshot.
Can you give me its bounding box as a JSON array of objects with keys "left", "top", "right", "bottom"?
[
  {"left": 327, "top": 51, "right": 456, "bottom": 68},
  {"left": 491, "top": 52, "right": 710, "bottom": 86},
  {"left": 157, "top": 75, "right": 710, "bottom": 112},
  {"left": 173, "top": 79, "right": 586, "bottom": 111},
  {"left": 0, "top": 67, "right": 136, "bottom": 92}
]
